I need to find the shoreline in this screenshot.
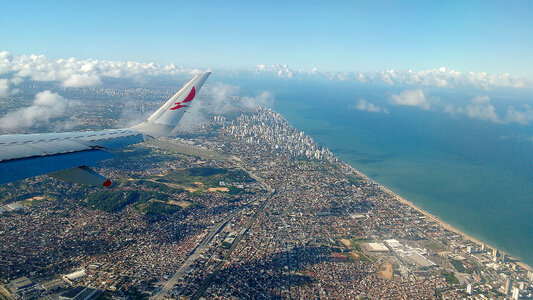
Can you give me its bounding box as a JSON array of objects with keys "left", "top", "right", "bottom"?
[{"left": 342, "top": 161, "right": 533, "bottom": 272}]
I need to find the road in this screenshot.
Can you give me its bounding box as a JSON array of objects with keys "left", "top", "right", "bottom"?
[
  {"left": 191, "top": 189, "right": 275, "bottom": 300},
  {"left": 151, "top": 213, "right": 234, "bottom": 300},
  {"left": 153, "top": 155, "right": 274, "bottom": 300}
]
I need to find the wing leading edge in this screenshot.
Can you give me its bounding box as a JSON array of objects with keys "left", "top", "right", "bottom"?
[{"left": 0, "top": 72, "right": 211, "bottom": 185}]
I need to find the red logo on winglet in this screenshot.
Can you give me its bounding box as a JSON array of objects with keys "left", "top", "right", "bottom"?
[
  {"left": 170, "top": 86, "right": 195, "bottom": 110},
  {"left": 182, "top": 86, "right": 196, "bottom": 102},
  {"left": 170, "top": 103, "right": 188, "bottom": 110}
]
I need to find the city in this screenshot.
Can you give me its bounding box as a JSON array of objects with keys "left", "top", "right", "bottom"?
[{"left": 1, "top": 106, "right": 531, "bottom": 299}]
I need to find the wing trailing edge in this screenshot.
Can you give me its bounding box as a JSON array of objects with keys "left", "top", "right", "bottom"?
[{"left": 49, "top": 166, "right": 111, "bottom": 186}]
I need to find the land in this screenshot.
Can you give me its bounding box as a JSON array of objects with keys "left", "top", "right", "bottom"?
[{"left": 0, "top": 106, "right": 532, "bottom": 299}]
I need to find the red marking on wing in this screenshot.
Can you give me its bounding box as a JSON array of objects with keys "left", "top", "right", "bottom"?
[
  {"left": 170, "top": 103, "right": 188, "bottom": 110},
  {"left": 169, "top": 87, "right": 195, "bottom": 110},
  {"left": 103, "top": 179, "right": 112, "bottom": 187},
  {"left": 182, "top": 86, "right": 196, "bottom": 102}
]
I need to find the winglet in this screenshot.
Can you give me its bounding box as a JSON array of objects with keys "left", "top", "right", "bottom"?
[{"left": 134, "top": 72, "right": 211, "bottom": 137}]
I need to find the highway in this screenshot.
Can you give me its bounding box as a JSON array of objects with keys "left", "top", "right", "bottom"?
[
  {"left": 153, "top": 157, "right": 274, "bottom": 300},
  {"left": 151, "top": 213, "right": 234, "bottom": 300}
]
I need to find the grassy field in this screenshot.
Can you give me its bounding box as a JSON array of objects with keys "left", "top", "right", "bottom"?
[
  {"left": 424, "top": 240, "right": 446, "bottom": 252},
  {"left": 154, "top": 167, "right": 255, "bottom": 196}
]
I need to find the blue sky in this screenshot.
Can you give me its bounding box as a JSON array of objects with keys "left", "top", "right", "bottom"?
[{"left": 1, "top": 0, "right": 532, "bottom": 78}]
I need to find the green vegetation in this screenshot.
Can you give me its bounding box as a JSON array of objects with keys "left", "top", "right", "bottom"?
[
  {"left": 111, "top": 145, "right": 178, "bottom": 165},
  {"left": 441, "top": 271, "right": 459, "bottom": 284},
  {"left": 138, "top": 180, "right": 185, "bottom": 194},
  {"left": 344, "top": 238, "right": 373, "bottom": 262},
  {"left": 188, "top": 167, "right": 226, "bottom": 177},
  {"left": 85, "top": 190, "right": 174, "bottom": 214},
  {"left": 134, "top": 200, "right": 181, "bottom": 215},
  {"left": 157, "top": 167, "right": 255, "bottom": 188},
  {"left": 346, "top": 174, "right": 365, "bottom": 185},
  {"left": 347, "top": 251, "right": 370, "bottom": 262},
  {"left": 117, "top": 178, "right": 185, "bottom": 194},
  {"left": 425, "top": 240, "right": 446, "bottom": 252},
  {"left": 20, "top": 196, "right": 55, "bottom": 206},
  {"left": 450, "top": 259, "right": 473, "bottom": 274},
  {"left": 226, "top": 185, "right": 255, "bottom": 196}
]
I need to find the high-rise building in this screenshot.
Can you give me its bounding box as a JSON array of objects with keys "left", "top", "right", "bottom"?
[
  {"left": 492, "top": 248, "right": 498, "bottom": 262},
  {"left": 512, "top": 287, "right": 520, "bottom": 300},
  {"left": 505, "top": 278, "right": 513, "bottom": 295},
  {"left": 501, "top": 252, "right": 507, "bottom": 262},
  {"left": 466, "top": 283, "right": 473, "bottom": 295}
]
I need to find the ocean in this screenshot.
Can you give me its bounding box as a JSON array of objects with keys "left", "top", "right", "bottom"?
[{"left": 233, "top": 77, "right": 533, "bottom": 266}]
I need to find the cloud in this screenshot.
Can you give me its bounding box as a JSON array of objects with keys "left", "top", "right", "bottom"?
[
  {"left": 504, "top": 105, "right": 533, "bottom": 124},
  {"left": 0, "top": 51, "right": 203, "bottom": 88},
  {"left": 178, "top": 82, "right": 274, "bottom": 131},
  {"left": 0, "top": 90, "right": 79, "bottom": 131},
  {"left": 241, "top": 91, "right": 273, "bottom": 108},
  {"left": 0, "top": 77, "right": 22, "bottom": 97},
  {"left": 0, "top": 79, "right": 11, "bottom": 97},
  {"left": 445, "top": 95, "right": 501, "bottom": 123},
  {"left": 444, "top": 96, "right": 533, "bottom": 125},
  {"left": 254, "top": 63, "right": 293, "bottom": 78},
  {"left": 457, "top": 96, "right": 501, "bottom": 123},
  {"left": 2, "top": 51, "right": 530, "bottom": 89},
  {"left": 252, "top": 61, "right": 531, "bottom": 89},
  {"left": 62, "top": 73, "right": 102, "bottom": 87},
  {"left": 389, "top": 89, "right": 431, "bottom": 110},
  {"left": 351, "top": 99, "right": 389, "bottom": 113}
]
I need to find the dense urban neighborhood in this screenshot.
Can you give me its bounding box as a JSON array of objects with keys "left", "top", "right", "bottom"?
[{"left": 1, "top": 105, "right": 532, "bottom": 299}]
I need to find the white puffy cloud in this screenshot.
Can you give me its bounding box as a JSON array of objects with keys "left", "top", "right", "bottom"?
[
  {"left": 351, "top": 99, "right": 389, "bottom": 113},
  {"left": 254, "top": 63, "right": 293, "bottom": 78},
  {"left": 0, "top": 77, "right": 22, "bottom": 97},
  {"left": 367, "top": 68, "right": 529, "bottom": 89},
  {"left": 241, "top": 91, "right": 273, "bottom": 108},
  {"left": 252, "top": 61, "right": 531, "bottom": 89},
  {"left": 445, "top": 96, "right": 533, "bottom": 125},
  {"left": 456, "top": 96, "right": 501, "bottom": 123},
  {"left": 62, "top": 73, "right": 102, "bottom": 87},
  {"left": 2, "top": 50, "right": 530, "bottom": 89},
  {"left": 200, "top": 83, "right": 273, "bottom": 112},
  {"left": 504, "top": 105, "right": 533, "bottom": 124},
  {"left": 445, "top": 96, "right": 501, "bottom": 123},
  {"left": 178, "top": 82, "right": 274, "bottom": 131},
  {"left": 389, "top": 89, "right": 431, "bottom": 110},
  {"left": 0, "top": 90, "right": 79, "bottom": 130},
  {"left": 0, "top": 79, "right": 11, "bottom": 97},
  {"left": 0, "top": 51, "right": 202, "bottom": 88}
]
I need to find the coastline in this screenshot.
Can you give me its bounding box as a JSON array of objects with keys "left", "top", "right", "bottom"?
[{"left": 342, "top": 161, "right": 533, "bottom": 272}]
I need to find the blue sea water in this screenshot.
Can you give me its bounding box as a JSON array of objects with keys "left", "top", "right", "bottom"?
[{"left": 233, "top": 77, "right": 533, "bottom": 266}]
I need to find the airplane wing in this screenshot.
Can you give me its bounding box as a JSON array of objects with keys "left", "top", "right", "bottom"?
[{"left": 0, "top": 72, "right": 211, "bottom": 186}]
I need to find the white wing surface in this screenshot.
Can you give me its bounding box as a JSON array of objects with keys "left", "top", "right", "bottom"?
[{"left": 0, "top": 72, "right": 211, "bottom": 186}]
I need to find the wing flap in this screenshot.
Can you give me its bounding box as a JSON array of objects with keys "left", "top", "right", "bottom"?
[
  {"left": 49, "top": 166, "right": 111, "bottom": 186},
  {"left": 0, "top": 150, "right": 113, "bottom": 184}
]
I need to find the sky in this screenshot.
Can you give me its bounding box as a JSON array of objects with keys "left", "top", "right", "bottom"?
[{"left": 1, "top": 0, "right": 532, "bottom": 79}]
